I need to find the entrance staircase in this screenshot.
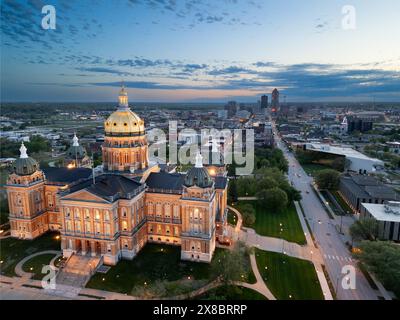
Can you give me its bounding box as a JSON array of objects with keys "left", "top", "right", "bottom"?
[{"left": 56, "top": 254, "right": 102, "bottom": 288}]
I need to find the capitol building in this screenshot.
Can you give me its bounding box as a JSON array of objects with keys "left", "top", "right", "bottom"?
[{"left": 5, "top": 87, "right": 228, "bottom": 265}]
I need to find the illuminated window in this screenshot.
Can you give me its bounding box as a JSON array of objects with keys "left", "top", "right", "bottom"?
[
  {"left": 122, "top": 221, "right": 128, "bottom": 231},
  {"left": 95, "top": 210, "right": 100, "bottom": 220}
]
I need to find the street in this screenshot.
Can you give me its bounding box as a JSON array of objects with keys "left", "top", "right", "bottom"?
[{"left": 272, "top": 122, "right": 379, "bottom": 300}]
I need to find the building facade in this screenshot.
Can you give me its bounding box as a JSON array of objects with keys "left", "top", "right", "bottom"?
[
  {"left": 339, "top": 174, "right": 399, "bottom": 213},
  {"left": 5, "top": 87, "right": 228, "bottom": 265}
]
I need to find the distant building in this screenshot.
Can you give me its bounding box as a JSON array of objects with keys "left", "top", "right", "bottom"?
[
  {"left": 224, "top": 101, "right": 238, "bottom": 118},
  {"left": 386, "top": 141, "right": 400, "bottom": 154},
  {"left": 260, "top": 95, "right": 268, "bottom": 109},
  {"left": 304, "top": 143, "right": 384, "bottom": 173},
  {"left": 271, "top": 88, "right": 279, "bottom": 113},
  {"left": 345, "top": 115, "right": 374, "bottom": 134},
  {"left": 217, "top": 110, "right": 228, "bottom": 120},
  {"left": 360, "top": 201, "right": 400, "bottom": 241},
  {"left": 339, "top": 174, "right": 399, "bottom": 213}
]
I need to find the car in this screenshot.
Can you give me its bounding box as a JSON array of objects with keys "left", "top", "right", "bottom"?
[{"left": 306, "top": 190, "right": 310, "bottom": 194}]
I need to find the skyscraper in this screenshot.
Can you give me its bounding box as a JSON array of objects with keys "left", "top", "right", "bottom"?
[
  {"left": 271, "top": 88, "right": 279, "bottom": 112},
  {"left": 261, "top": 95, "right": 268, "bottom": 109}
]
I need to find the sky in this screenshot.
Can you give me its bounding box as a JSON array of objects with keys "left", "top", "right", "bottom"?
[{"left": 1, "top": 0, "right": 400, "bottom": 103}]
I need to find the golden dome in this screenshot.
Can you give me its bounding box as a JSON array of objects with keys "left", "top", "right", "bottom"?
[
  {"left": 105, "top": 109, "right": 145, "bottom": 135},
  {"left": 104, "top": 85, "right": 145, "bottom": 135}
]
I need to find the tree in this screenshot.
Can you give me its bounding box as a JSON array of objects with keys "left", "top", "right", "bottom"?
[
  {"left": 315, "top": 169, "right": 340, "bottom": 190},
  {"left": 211, "top": 242, "right": 251, "bottom": 285},
  {"left": 354, "top": 241, "right": 400, "bottom": 297},
  {"left": 236, "top": 176, "right": 257, "bottom": 197},
  {"left": 240, "top": 203, "right": 256, "bottom": 226},
  {"left": 228, "top": 179, "right": 238, "bottom": 203},
  {"left": 257, "top": 177, "right": 278, "bottom": 191},
  {"left": 349, "top": 218, "right": 379, "bottom": 242},
  {"left": 256, "top": 187, "right": 288, "bottom": 212}
]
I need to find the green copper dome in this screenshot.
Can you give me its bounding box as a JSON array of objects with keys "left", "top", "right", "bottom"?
[
  {"left": 12, "top": 142, "right": 39, "bottom": 176},
  {"left": 66, "top": 134, "right": 87, "bottom": 159},
  {"left": 184, "top": 152, "right": 213, "bottom": 188}
]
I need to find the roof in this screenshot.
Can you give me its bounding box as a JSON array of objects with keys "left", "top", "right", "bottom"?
[
  {"left": 87, "top": 174, "right": 143, "bottom": 199},
  {"left": 214, "top": 176, "right": 228, "bottom": 189},
  {"left": 361, "top": 202, "right": 400, "bottom": 223},
  {"left": 305, "top": 143, "right": 382, "bottom": 162},
  {"left": 43, "top": 167, "right": 92, "bottom": 184},
  {"left": 341, "top": 175, "right": 398, "bottom": 199},
  {"left": 145, "top": 172, "right": 185, "bottom": 192}
]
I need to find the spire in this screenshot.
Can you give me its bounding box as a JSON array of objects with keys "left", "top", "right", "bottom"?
[
  {"left": 118, "top": 82, "right": 129, "bottom": 109},
  {"left": 72, "top": 133, "right": 79, "bottom": 147},
  {"left": 19, "top": 141, "right": 28, "bottom": 159},
  {"left": 195, "top": 151, "right": 203, "bottom": 168}
]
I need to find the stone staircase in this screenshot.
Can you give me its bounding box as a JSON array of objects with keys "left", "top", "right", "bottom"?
[{"left": 56, "top": 254, "right": 102, "bottom": 288}]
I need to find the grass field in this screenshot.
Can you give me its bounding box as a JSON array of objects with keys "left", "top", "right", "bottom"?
[
  {"left": 236, "top": 201, "right": 306, "bottom": 245},
  {"left": 22, "top": 253, "right": 58, "bottom": 280},
  {"left": 0, "top": 232, "right": 60, "bottom": 277},
  {"left": 301, "top": 163, "right": 330, "bottom": 176},
  {"left": 86, "top": 244, "right": 255, "bottom": 297},
  {"left": 255, "top": 249, "right": 324, "bottom": 300},
  {"left": 197, "top": 285, "right": 267, "bottom": 300}
]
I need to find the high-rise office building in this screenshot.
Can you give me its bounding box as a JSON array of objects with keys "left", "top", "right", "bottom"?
[
  {"left": 261, "top": 95, "right": 268, "bottom": 109},
  {"left": 271, "top": 88, "right": 279, "bottom": 111}
]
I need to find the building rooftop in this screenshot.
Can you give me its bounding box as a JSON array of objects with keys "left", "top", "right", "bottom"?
[
  {"left": 87, "top": 174, "right": 144, "bottom": 200},
  {"left": 361, "top": 202, "right": 400, "bottom": 223},
  {"left": 146, "top": 172, "right": 185, "bottom": 192},
  {"left": 43, "top": 167, "right": 92, "bottom": 184},
  {"left": 341, "top": 175, "right": 399, "bottom": 200},
  {"left": 305, "top": 143, "right": 380, "bottom": 161}
]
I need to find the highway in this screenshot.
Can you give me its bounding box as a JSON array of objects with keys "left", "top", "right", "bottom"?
[{"left": 272, "top": 121, "right": 378, "bottom": 300}]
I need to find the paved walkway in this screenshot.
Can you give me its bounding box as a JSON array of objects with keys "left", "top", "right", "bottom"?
[{"left": 14, "top": 250, "right": 61, "bottom": 278}]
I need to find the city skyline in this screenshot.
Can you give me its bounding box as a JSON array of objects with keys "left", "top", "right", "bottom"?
[{"left": 1, "top": 0, "right": 400, "bottom": 102}]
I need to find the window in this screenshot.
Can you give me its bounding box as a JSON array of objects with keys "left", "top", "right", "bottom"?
[
  {"left": 75, "top": 221, "right": 81, "bottom": 232},
  {"left": 74, "top": 208, "right": 80, "bottom": 219},
  {"left": 65, "top": 208, "right": 70, "bottom": 218},
  {"left": 95, "top": 222, "right": 101, "bottom": 234},
  {"left": 85, "top": 221, "right": 91, "bottom": 233},
  {"left": 85, "top": 209, "right": 90, "bottom": 219},
  {"left": 104, "top": 210, "right": 110, "bottom": 221},
  {"left": 122, "top": 221, "right": 128, "bottom": 231},
  {"left": 122, "top": 208, "right": 127, "bottom": 217},
  {"left": 104, "top": 224, "right": 110, "bottom": 236},
  {"left": 166, "top": 226, "right": 170, "bottom": 234},
  {"left": 95, "top": 210, "right": 100, "bottom": 220}
]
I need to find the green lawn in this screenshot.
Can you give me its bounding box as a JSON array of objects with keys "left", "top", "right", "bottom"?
[
  {"left": 301, "top": 163, "right": 330, "bottom": 176},
  {"left": 227, "top": 209, "right": 238, "bottom": 226},
  {"left": 86, "top": 244, "right": 255, "bottom": 297},
  {"left": 0, "top": 232, "right": 61, "bottom": 277},
  {"left": 196, "top": 285, "right": 267, "bottom": 300},
  {"left": 22, "top": 253, "right": 58, "bottom": 280},
  {"left": 236, "top": 201, "right": 306, "bottom": 245},
  {"left": 255, "top": 249, "right": 324, "bottom": 300}
]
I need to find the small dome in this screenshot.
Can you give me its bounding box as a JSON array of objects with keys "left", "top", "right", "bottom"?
[
  {"left": 67, "top": 145, "right": 87, "bottom": 159},
  {"left": 12, "top": 142, "right": 39, "bottom": 175},
  {"left": 66, "top": 134, "right": 87, "bottom": 159},
  {"left": 184, "top": 152, "right": 213, "bottom": 188}
]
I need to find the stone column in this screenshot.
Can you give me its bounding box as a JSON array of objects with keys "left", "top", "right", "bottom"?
[{"left": 91, "top": 241, "right": 96, "bottom": 257}]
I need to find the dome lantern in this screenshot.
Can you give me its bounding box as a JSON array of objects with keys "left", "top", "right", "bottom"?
[
  {"left": 118, "top": 84, "right": 129, "bottom": 109},
  {"left": 20, "top": 142, "right": 28, "bottom": 159}
]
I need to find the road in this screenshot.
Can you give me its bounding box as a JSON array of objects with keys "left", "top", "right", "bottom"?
[{"left": 272, "top": 121, "right": 378, "bottom": 300}]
